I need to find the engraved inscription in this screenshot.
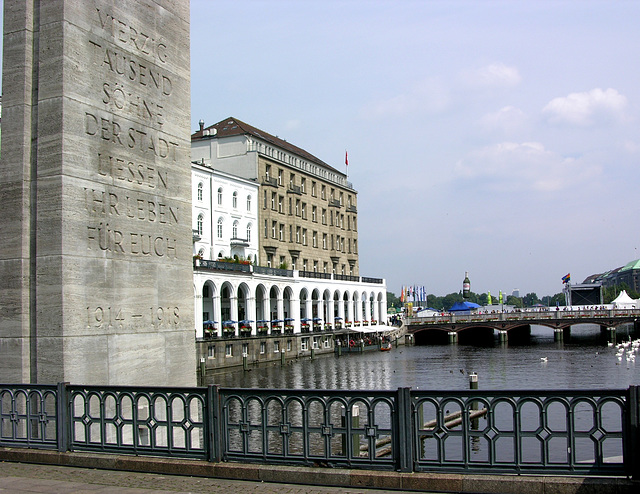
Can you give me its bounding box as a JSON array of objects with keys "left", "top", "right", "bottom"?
[
  {"left": 97, "top": 153, "right": 168, "bottom": 189},
  {"left": 84, "top": 188, "right": 179, "bottom": 224},
  {"left": 96, "top": 9, "right": 168, "bottom": 63},
  {"left": 87, "top": 306, "right": 180, "bottom": 329},
  {"left": 87, "top": 223, "right": 178, "bottom": 258},
  {"left": 84, "top": 112, "right": 179, "bottom": 160}
]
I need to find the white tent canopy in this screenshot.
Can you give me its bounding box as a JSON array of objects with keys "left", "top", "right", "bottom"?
[{"left": 612, "top": 290, "right": 637, "bottom": 309}]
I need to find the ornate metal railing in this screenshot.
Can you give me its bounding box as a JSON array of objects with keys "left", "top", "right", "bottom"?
[
  {"left": 67, "top": 385, "right": 209, "bottom": 459},
  {"left": 0, "top": 384, "right": 59, "bottom": 450},
  {"left": 1, "top": 383, "right": 638, "bottom": 477}
]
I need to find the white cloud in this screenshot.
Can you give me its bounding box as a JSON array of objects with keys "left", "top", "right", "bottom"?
[
  {"left": 479, "top": 105, "right": 527, "bottom": 133},
  {"left": 464, "top": 63, "right": 522, "bottom": 88},
  {"left": 542, "top": 88, "right": 627, "bottom": 126},
  {"left": 359, "top": 78, "right": 450, "bottom": 119},
  {"left": 454, "top": 141, "right": 601, "bottom": 192}
]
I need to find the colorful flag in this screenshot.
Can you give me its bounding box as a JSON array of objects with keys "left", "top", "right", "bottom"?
[
  {"left": 345, "top": 150, "right": 349, "bottom": 166},
  {"left": 562, "top": 273, "right": 571, "bottom": 284}
]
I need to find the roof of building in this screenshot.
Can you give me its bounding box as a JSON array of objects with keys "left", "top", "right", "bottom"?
[
  {"left": 620, "top": 259, "right": 640, "bottom": 272},
  {"left": 192, "top": 117, "right": 344, "bottom": 177}
]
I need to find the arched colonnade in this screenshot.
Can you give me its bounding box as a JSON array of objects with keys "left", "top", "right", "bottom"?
[{"left": 194, "top": 275, "right": 387, "bottom": 338}]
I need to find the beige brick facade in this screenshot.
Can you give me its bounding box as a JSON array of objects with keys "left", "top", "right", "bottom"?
[{"left": 192, "top": 118, "right": 359, "bottom": 275}]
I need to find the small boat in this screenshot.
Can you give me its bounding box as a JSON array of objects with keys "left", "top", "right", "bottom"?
[{"left": 380, "top": 342, "right": 392, "bottom": 352}]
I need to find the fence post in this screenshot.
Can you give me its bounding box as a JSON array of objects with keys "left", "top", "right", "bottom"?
[
  {"left": 627, "top": 385, "right": 640, "bottom": 480},
  {"left": 396, "top": 387, "right": 413, "bottom": 472},
  {"left": 207, "top": 384, "right": 221, "bottom": 463},
  {"left": 56, "top": 382, "right": 69, "bottom": 452}
]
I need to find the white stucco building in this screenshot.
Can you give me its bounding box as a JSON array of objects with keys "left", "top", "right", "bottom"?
[{"left": 192, "top": 161, "right": 259, "bottom": 264}]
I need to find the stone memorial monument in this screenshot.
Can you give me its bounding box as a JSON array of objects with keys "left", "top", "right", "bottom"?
[{"left": 0, "top": 0, "right": 196, "bottom": 386}]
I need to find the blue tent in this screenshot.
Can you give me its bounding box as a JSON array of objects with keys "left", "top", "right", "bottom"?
[{"left": 449, "top": 301, "right": 481, "bottom": 312}]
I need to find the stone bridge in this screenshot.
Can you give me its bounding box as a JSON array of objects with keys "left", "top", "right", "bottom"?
[{"left": 405, "top": 308, "right": 640, "bottom": 343}]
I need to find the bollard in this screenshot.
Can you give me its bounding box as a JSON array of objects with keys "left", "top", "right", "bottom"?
[
  {"left": 469, "top": 372, "right": 479, "bottom": 416},
  {"left": 280, "top": 349, "right": 285, "bottom": 366},
  {"left": 469, "top": 372, "right": 478, "bottom": 389},
  {"left": 337, "top": 340, "right": 342, "bottom": 356},
  {"left": 554, "top": 328, "right": 563, "bottom": 342},
  {"left": 199, "top": 357, "right": 206, "bottom": 381},
  {"left": 341, "top": 405, "right": 360, "bottom": 457},
  {"left": 311, "top": 348, "right": 315, "bottom": 360},
  {"left": 243, "top": 355, "right": 248, "bottom": 371},
  {"left": 360, "top": 339, "right": 365, "bottom": 352}
]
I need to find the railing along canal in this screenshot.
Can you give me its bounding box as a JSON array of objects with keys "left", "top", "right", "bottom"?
[{"left": 1, "top": 383, "right": 639, "bottom": 477}]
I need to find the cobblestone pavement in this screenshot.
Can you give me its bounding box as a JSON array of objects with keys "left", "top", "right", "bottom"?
[{"left": 0, "top": 462, "right": 438, "bottom": 494}]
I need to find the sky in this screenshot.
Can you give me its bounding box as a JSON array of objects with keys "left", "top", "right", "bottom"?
[{"left": 3, "top": 1, "right": 640, "bottom": 298}]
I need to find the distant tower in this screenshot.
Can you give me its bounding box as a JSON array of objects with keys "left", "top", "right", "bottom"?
[{"left": 463, "top": 271, "right": 471, "bottom": 299}]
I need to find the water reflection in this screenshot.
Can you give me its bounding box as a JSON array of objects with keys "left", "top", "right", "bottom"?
[{"left": 207, "top": 324, "right": 640, "bottom": 391}]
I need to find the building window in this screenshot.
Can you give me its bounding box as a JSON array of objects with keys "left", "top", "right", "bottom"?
[
  {"left": 289, "top": 225, "right": 293, "bottom": 242},
  {"left": 321, "top": 185, "right": 326, "bottom": 200},
  {"left": 232, "top": 191, "right": 238, "bottom": 208},
  {"left": 197, "top": 182, "right": 203, "bottom": 201},
  {"left": 312, "top": 231, "right": 317, "bottom": 248},
  {"left": 197, "top": 214, "right": 203, "bottom": 235},
  {"left": 232, "top": 220, "right": 238, "bottom": 238},
  {"left": 287, "top": 340, "right": 292, "bottom": 352},
  {"left": 323, "top": 262, "right": 328, "bottom": 273},
  {"left": 322, "top": 234, "right": 327, "bottom": 250},
  {"left": 296, "top": 227, "right": 300, "bottom": 243},
  {"left": 322, "top": 209, "right": 326, "bottom": 225},
  {"left": 217, "top": 217, "right": 223, "bottom": 238},
  {"left": 242, "top": 343, "right": 249, "bottom": 356},
  {"left": 301, "top": 178, "right": 306, "bottom": 193},
  {"left": 260, "top": 342, "right": 266, "bottom": 354},
  {"left": 302, "top": 229, "right": 307, "bottom": 246},
  {"left": 312, "top": 206, "right": 316, "bottom": 222},
  {"left": 225, "top": 344, "right": 233, "bottom": 357},
  {"left": 279, "top": 224, "right": 284, "bottom": 241},
  {"left": 278, "top": 169, "right": 282, "bottom": 185},
  {"left": 288, "top": 198, "right": 292, "bottom": 215},
  {"left": 247, "top": 224, "right": 252, "bottom": 242},
  {"left": 303, "top": 259, "right": 308, "bottom": 271},
  {"left": 217, "top": 187, "right": 223, "bottom": 205},
  {"left": 278, "top": 195, "right": 283, "bottom": 213},
  {"left": 289, "top": 173, "right": 295, "bottom": 188},
  {"left": 247, "top": 195, "right": 252, "bottom": 211},
  {"left": 272, "top": 221, "right": 277, "bottom": 239},
  {"left": 324, "top": 337, "right": 330, "bottom": 349},
  {"left": 311, "top": 181, "right": 316, "bottom": 196},
  {"left": 264, "top": 219, "right": 268, "bottom": 238},
  {"left": 274, "top": 340, "right": 280, "bottom": 353},
  {"left": 313, "top": 337, "right": 319, "bottom": 350},
  {"left": 295, "top": 199, "right": 300, "bottom": 216},
  {"left": 301, "top": 338, "right": 309, "bottom": 351},
  {"left": 271, "top": 192, "right": 276, "bottom": 210},
  {"left": 313, "top": 261, "right": 318, "bottom": 272},
  {"left": 301, "top": 203, "right": 306, "bottom": 219},
  {"left": 265, "top": 164, "right": 271, "bottom": 179},
  {"left": 208, "top": 345, "right": 215, "bottom": 358}
]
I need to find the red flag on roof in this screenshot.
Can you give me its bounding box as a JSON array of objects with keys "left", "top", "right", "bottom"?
[{"left": 345, "top": 150, "right": 349, "bottom": 166}]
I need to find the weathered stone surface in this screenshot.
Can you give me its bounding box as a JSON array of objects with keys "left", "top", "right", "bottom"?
[{"left": 0, "top": 0, "right": 195, "bottom": 386}]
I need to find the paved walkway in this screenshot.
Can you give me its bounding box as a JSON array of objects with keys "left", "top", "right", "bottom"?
[{"left": 0, "top": 462, "right": 436, "bottom": 494}]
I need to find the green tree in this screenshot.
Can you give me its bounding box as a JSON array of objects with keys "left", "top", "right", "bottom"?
[
  {"left": 506, "top": 295, "right": 523, "bottom": 308},
  {"left": 387, "top": 291, "right": 401, "bottom": 308}
]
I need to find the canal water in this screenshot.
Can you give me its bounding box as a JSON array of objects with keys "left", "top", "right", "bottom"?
[{"left": 206, "top": 324, "right": 640, "bottom": 391}]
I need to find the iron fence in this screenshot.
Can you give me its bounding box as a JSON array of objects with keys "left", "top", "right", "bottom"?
[{"left": 1, "top": 382, "right": 639, "bottom": 477}]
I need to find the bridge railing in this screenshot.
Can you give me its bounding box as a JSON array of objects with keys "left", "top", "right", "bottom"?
[
  {"left": 1, "top": 383, "right": 639, "bottom": 478},
  {"left": 406, "top": 308, "right": 640, "bottom": 326}
]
